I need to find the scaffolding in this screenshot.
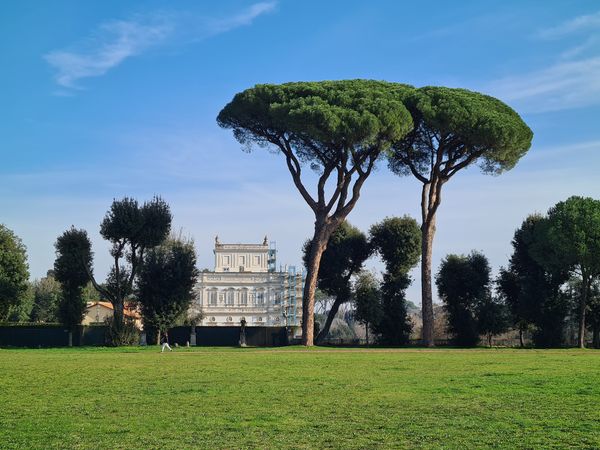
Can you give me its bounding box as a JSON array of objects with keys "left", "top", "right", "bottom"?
[
  {"left": 287, "top": 266, "right": 297, "bottom": 327},
  {"left": 268, "top": 241, "right": 277, "bottom": 273}
]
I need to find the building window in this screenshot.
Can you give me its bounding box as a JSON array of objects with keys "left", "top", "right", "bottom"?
[
  {"left": 210, "top": 317, "right": 216, "bottom": 322},
  {"left": 209, "top": 290, "right": 217, "bottom": 306},
  {"left": 249, "top": 292, "right": 255, "bottom": 304},
  {"left": 257, "top": 316, "right": 263, "bottom": 322},
  {"left": 239, "top": 256, "right": 246, "bottom": 266},
  {"left": 254, "top": 255, "right": 260, "bottom": 265},
  {"left": 240, "top": 290, "right": 248, "bottom": 306},
  {"left": 226, "top": 290, "right": 235, "bottom": 306},
  {"left": 223, "top": 256, "right": 230, "bottom": 265},
  {"left": 257, "top": 291, "right": 265, "bottom": 306},
  {"left": 274, "top": 292, "right": 281, "bottom": 305}
]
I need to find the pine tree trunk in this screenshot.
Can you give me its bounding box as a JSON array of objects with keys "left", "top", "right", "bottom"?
[
  {"left": 68, "top": 330, "right": 73, "bottom": 347},
  {"left": 421, "top": 219, "right": 436, "bottom": 347},
  {"left": 578, "top": 278, "right": 588, "bottom": 349},
  {"left": 315, "top": 296, "right": 344, "bottom": 344},
  {"left": 302, "top": 221, "right": 334, "bottom": 346},
  {"left": 519, "top": 327, "right": 524, "bottom": 348},
  {"left": 113, "top": 297, "right": 125, "bottom": 329}
]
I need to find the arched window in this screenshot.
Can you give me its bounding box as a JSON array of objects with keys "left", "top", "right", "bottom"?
[
  {"left": 209, "top": 290, "right": 217, "bottom": 306},
  {"left": 256, "top": 289, "right": 265, "bottom": 306},
  {"left": 240, "top": 289, "right": 248, "bottom": 306},
  {"left": 226, "top": 289, "right": 235, "bottom": 306}
]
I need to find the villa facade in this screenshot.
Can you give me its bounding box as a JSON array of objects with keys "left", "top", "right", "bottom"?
[{"left": 192, "top": 237, "right": 303, "bottom": 335}]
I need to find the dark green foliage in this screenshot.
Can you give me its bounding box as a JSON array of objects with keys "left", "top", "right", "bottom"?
[
  {"left": 436, "top": 251, "right": 492, "bottom": 346},
  {"left": 477, "top": 296, "right": 510, "bottom": 347},
  {"left": 353, "top": 271, "right": 383, "bottom": 343},
  {"left": 218, "top": 80, "right": 415, "bottom": 345},
  {"left": 498, "top": 215, "right": 570, "bottom": 347},
  {"left": 104, "top": 316, "right": 139, "bottom": 346},
  {"left": 100, "top": 196, "right": 171, "bottom": 250},
  {"left": 372, "top": 273, "right": 413, "bottom": 345},
  {"left": 390, "top": 87, "right": 533, "bottom": 177},
  {"left": 6, "top": 284, "right": 34, "bottom": 322},
  {"left": 137, "top": 237, "right": 199, "bottom": 340},
  {"left": 29, "top": 273, "right": 62, "bottom": 323},
  {"left": 0, "top": 224, "right": 30, "bottom": 321},
  {"left": 217, "top": 80, "right": 414, "bottom": 160},
  {"left": 369, "top": 216, "right": 421, "bottom": 345},
  {"left": 369, "top": 216, "right": 421, "bottom": 274},
  {"left": 302, "top": 222, "right": 371, "bottom": 342},
  {"left": 78, "top": 196, "right": 172, "bottom": 344},
  {"left": 540, "top": 196, "right": 600, "bottom": 347},
  {"left": 303, "top": 222, "right": 371, "bottom": 301},
  {"left": 54, "top": 228, "right": 93, "bottom": 331},
  {"left": 97, "top": 196, "right": 171, "bottom": 304}
]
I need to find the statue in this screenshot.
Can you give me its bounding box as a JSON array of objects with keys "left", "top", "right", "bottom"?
[
  {"left": 215, "top": 235, "right": 220, "bottom": 245},
  {"left": 239, "top": 318, "right": 247, "bottom": 347},
  {"left": 263, "top": 235, "right": 268, "bottom": 246}
]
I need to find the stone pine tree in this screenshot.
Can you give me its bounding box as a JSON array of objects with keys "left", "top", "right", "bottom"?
[
  {"left": 369, "top": 216, "right": 421, "bottom": 345},
  {"left": 0, "top": 224, "right": 29, "bottom": 321},
  {"left": 541, "top": 196, "right": 600, "bottom": 348},
  {"left": 137, "top": 237, "right": 199, "bottom": 344},
  {"left": 54, "top": 228, "right": 93, "bottom": 346},
  {"left": 388, "top": 87, "right": 533, "bottom": 346},
  {"left": 302, "top": 221, "right": 371, "bottom": 344},
  {"left": 218, "top": 80, "right": 414, "bottom": 345}
]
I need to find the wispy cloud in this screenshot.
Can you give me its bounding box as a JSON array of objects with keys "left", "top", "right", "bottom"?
[
  {"left": 486, "top": 10, "right": 600, "bottom": 113},
  {"left": 537, "top": 10, "right": 600, "bottom": 39},
  {"left": 487, "top": 56, "right": 600, "bottom": 113},
  {"left": 209, "top": 2, "right": 277, "bottom": 34},
  {"left": 45, "top": 16, "right": 172, "bottom": 89},
  {"left": 559, "top": 34, "right": 600, "bottom": 60},
  {"left": 44, "top": 2, "right": 277, "bottom": 90}
]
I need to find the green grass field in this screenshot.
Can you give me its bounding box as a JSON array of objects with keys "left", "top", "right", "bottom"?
[{"left": 1, "top": 347, "right": 599, "bottom": 449}]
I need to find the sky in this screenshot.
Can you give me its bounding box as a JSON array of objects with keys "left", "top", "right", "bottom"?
[{"left": 1, "top": 0, "right": 600, "bottom": 305}]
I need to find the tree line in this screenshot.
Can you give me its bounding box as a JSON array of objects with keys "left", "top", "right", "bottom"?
[
  {"left": 0, "top": 198, "right": 199, "bottom": 346},
  {"left": 307, "top": 196, "right": 600, "bottom": 349}
]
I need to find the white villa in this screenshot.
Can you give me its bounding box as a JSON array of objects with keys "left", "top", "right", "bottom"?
[{"left": 193, "top": 237, "right": 303, "bottom": 335}]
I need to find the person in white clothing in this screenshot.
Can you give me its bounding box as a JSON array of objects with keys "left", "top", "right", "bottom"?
[{"left": 160, "top": 332, "right": 173, "bottom": 352}]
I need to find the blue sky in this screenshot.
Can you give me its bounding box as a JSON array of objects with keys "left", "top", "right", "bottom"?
[{"left": 2, "top": 1, "right": 600, "bottom": 304}]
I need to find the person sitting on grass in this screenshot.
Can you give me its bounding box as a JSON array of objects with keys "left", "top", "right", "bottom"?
[{"left": 160, "top": 332, "right": 173, "bottom": 353}]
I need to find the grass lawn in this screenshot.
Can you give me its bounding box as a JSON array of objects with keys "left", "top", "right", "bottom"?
[{"left": 1, "top": 347, "right": 599, "bottom": 449}]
